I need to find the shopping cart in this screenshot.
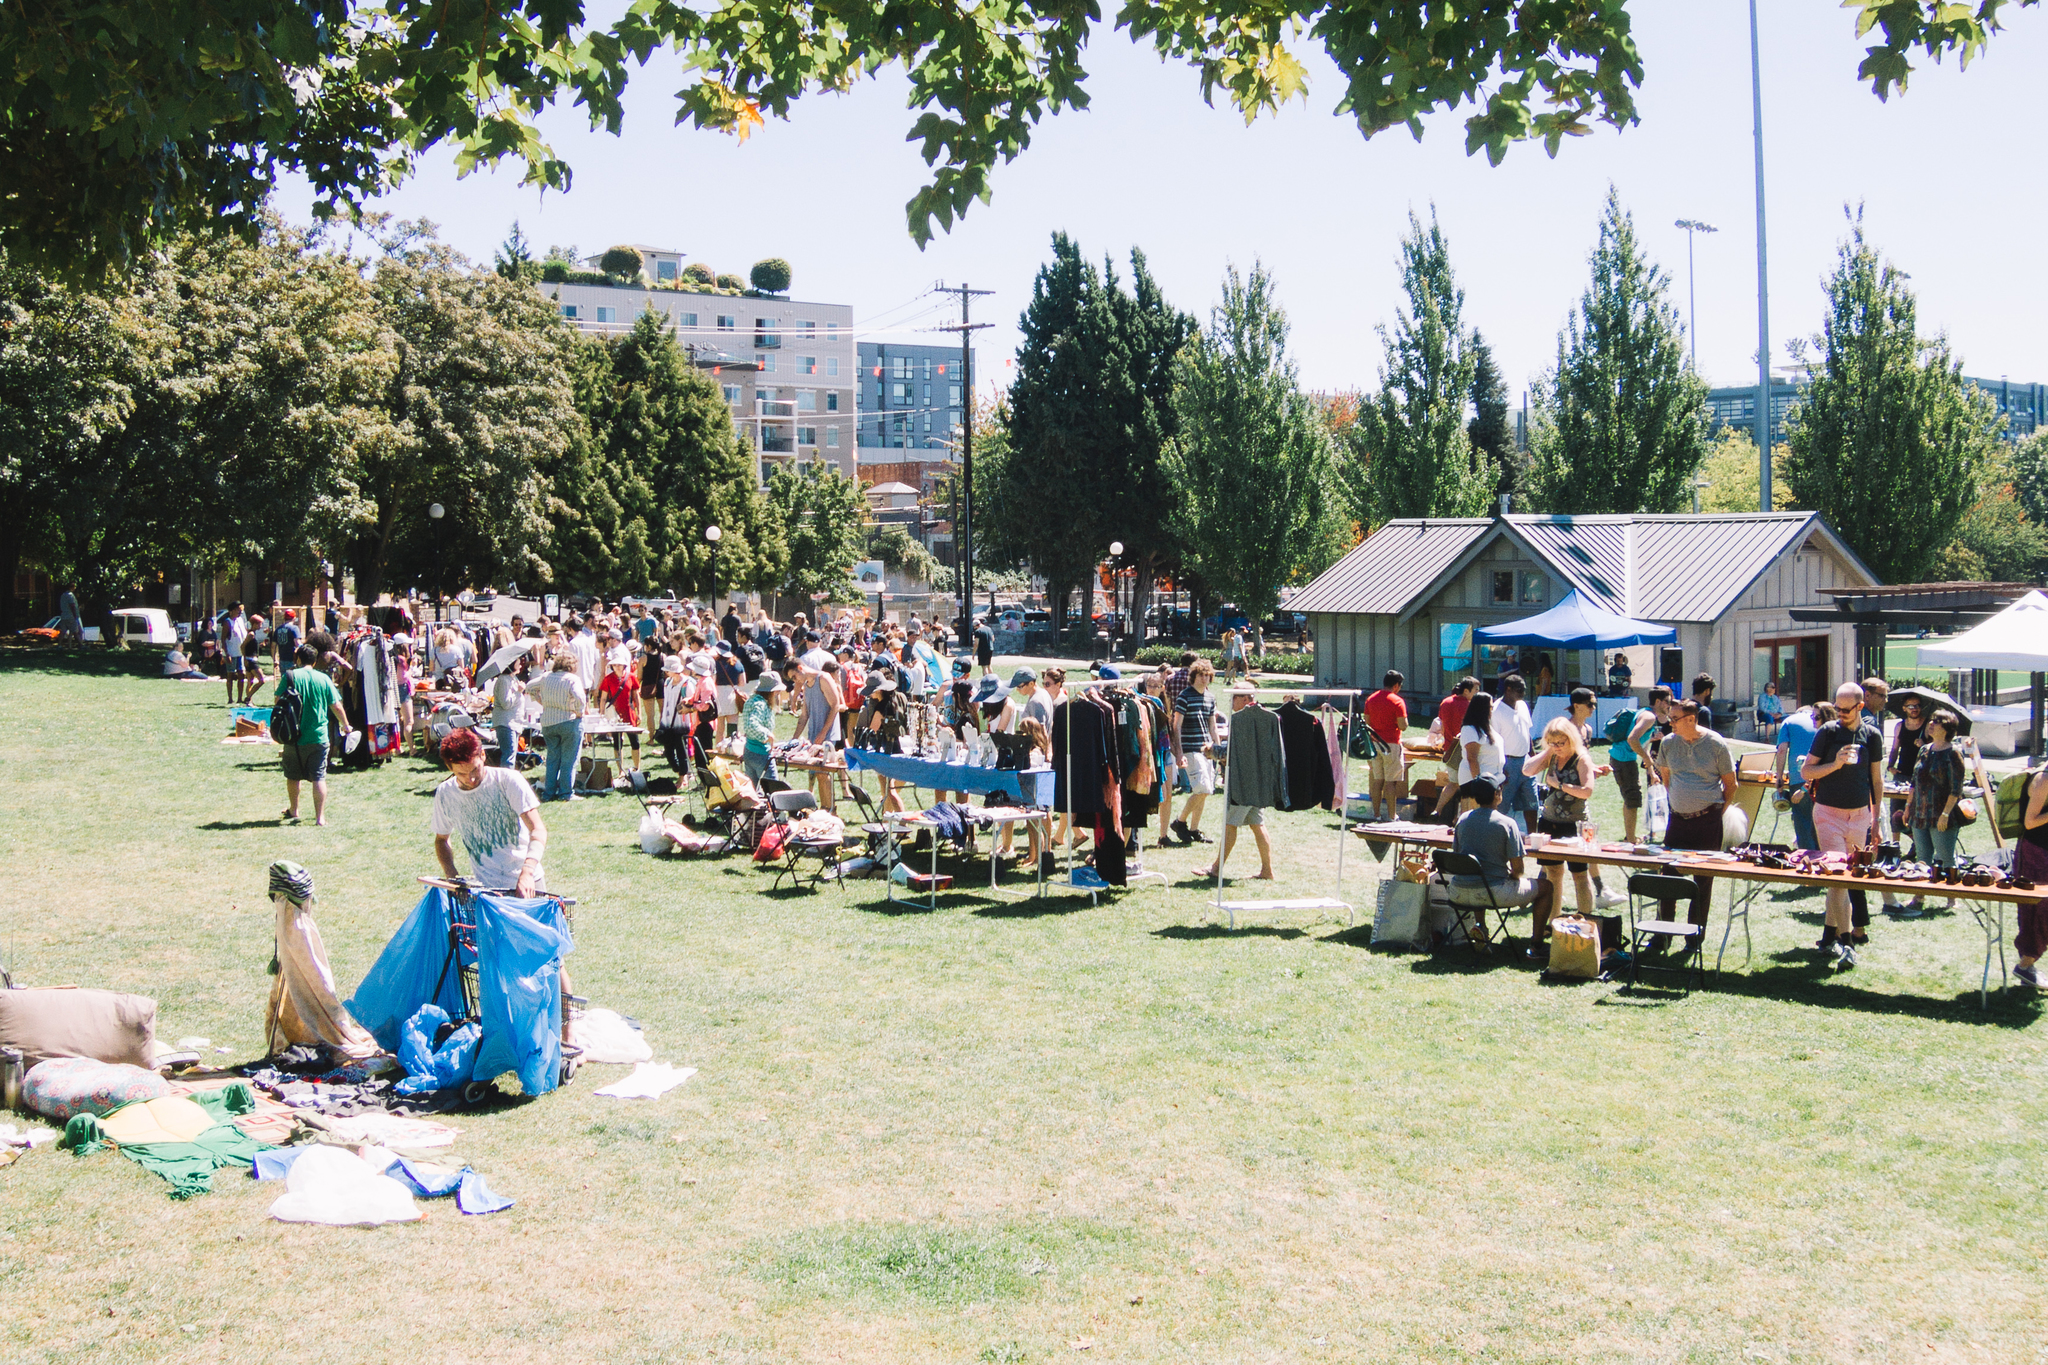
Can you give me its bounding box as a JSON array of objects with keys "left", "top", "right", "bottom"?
[{"left": 420, "top": 876, "right": 583, "bottom": 1103}]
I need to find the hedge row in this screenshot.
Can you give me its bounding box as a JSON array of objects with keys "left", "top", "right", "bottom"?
[{"left": 1128, "top": 645, "right": 1314, "bottom": 675}]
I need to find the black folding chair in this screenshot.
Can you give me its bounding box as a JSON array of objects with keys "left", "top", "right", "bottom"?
[
  {"left": 1431, "top": 850, "right": 1508, "bottom": 951},
  {"left": 844, "top": 783, "right": 896, "bottom": 862},
  {"left": 1624, "top": 873, "right": 1708, "bottom": 993},
  {"left": 766, "top": 790, "right": 852, "bottom": 891}
]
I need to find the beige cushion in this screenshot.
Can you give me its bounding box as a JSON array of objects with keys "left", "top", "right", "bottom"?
[{"left": 0, "top": 987, "right": 158, "bottom": 1069}]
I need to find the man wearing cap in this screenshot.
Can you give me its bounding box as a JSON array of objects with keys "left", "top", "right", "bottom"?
[
  {"left": 741, "top": 672, "right": 785, "bottom": 783},
  {"left": 1445, "top": 774, "right": 1554, "bottom": 952}
]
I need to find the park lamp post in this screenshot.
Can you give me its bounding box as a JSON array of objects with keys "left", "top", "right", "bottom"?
[
  {"left": 1108, "top": 541, "right": 1124, "bottom": 644},
  {"left": 1673, "top": 219, "right": 1718, "bottom": 369},
  {"left": 427, "top": 502, "right": 445, "bottom": 622},
  {"left": 705, "top": 524, "right": 722, "bottom": 610}
]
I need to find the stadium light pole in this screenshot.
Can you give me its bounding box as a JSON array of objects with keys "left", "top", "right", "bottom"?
[
  {"left": 1749, "top": 0, "right": 1773, "bottom": 511},
  {"left": 1673, "top": 219, "right": 1718, "bottom": 369}
]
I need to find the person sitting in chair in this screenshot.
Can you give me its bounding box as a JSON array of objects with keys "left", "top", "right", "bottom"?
[{"left": 1445, "top": 774, "right": 1554, "bottom": 953}]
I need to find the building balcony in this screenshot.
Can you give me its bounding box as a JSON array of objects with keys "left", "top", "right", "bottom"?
[
  {"left": 753, "top": 334, "right": 781, "bottom": 349},
  {"left": 760, "top": 437, "right": 795, "bottom": 454},
  {"left": 757, "top": 401, "right": 797, "bottom": 419}
]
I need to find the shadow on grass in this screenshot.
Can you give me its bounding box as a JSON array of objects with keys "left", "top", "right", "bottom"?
[
  {"left": 1700, "top": 964, "right": 2047, "bottom": 1027},
  {"left": 198, "top": 819, "right": 293, "bottom": 831},
  {"left": 0, "top": 644, "right": 165, "bottom": 680},
  {"left": 1151, "top": 923, "right": 1308, "bottom": 941},
  {"left": 972, "top": 896, "right": 1096, "bottom": 920}
]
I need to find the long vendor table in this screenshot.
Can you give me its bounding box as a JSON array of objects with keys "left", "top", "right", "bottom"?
[
  {"left": 1353, "top": 822, "right": 2035, "bottom": 1007},
  {"left": 845, "top": 748, "right": 1057, "bottom": 807}
]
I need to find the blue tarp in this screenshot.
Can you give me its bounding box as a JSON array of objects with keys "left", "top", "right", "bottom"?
[
  {"left": 845, "top": 749, "right": 1057, "bottom": 806},
  {"left": 345, "top": 887, "right": 574, "bottom": 1098},
  {"left": 1474, "top": 590, "right": 1677, "bottom": 652}
]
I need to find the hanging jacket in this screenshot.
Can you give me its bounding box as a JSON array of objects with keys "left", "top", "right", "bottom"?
[
  {"left": 1223, "top": 704, "right": 1286, "bottom": 810},
  {"left": 1275, "top": 700, "right": 1336, "bottom": 811}
]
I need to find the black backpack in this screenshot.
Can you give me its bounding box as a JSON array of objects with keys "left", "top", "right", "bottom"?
[
  {"left": 740, "top": 640, "right": 766, "bottom": 680},
  {"left": 271, "top": 670, "right": 304, "bottom": 744}
]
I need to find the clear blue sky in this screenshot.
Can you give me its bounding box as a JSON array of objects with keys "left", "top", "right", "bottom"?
[{"left": 278, "top": 4, "right": 2048, "bottom": 405}]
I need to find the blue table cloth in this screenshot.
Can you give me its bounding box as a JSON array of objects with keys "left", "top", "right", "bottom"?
[{"left": 845, "top": 749, "right": 1055, "bottom": 807}]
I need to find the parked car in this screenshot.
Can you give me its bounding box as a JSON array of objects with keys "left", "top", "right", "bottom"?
[
  {"left": 109, "top": 608, "right": 178, "bottom": 645},
  {"left": 1205, "top": 605, "right": 1251, "bottom": 635},
  {"left": 21, "top": 615, "right": 102, "bottom": 643},
  {"left": 1265, "top": 612, "right": 1307, "bottom": 636}
]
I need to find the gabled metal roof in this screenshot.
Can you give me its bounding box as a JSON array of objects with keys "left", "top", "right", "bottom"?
[
  {"left": 1288, "top": 520, "right": 1491, "bottom": 615},
  {"left": 1296, "top": 512, "right": 1877, "bottom": 624}
]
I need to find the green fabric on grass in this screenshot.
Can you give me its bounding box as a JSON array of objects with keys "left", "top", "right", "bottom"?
[{"left": 62, "top": 1081, "right": 270, "bottom": 1199}]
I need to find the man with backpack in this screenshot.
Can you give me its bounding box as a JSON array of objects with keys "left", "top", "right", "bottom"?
[
  {"left": 276, "top": 644, "right": 351, "bottom": 826},
  {"left": 1607, "top": 686, "right": 1670, "bottom": 841}
]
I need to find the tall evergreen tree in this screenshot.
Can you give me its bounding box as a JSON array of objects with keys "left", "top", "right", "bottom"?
[
  {"left": 494, "top": 222, "right": 536, "bottom": 281},
  {"left": 999, "top": 232, "right": 1193, "bottom": 629},
  {"left": 1467, "top": 330, "right": 1521, "bottom": 500},
  {"left": 1781, "top": 212, "right": 2002, "bottom": 583},
  {"left": 1528, "top": 187, "right": 1709, "bottom": 514},
  {"left": 1166, "top": 263, "right": 1346, "bottom": 622},
  {"left": 1340, "top": 209, "right": 1491, "bottom": 526}
]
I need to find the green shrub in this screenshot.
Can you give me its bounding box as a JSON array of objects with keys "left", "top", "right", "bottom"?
[
  {"left": 751, "top": 258, "right": 792, "bottom": 293},
  {"left": 716, "top": 272, "right": 746, "bottom": 291},
  {"left": 684, "top": 262, "right": 717, "bottom": 285},
  {"left": 1128, "top": 645, "right": 1312, "bottom": 675},
  {"left": 540, "top": 260, "right": 568, "bottom": 283},
  {"left": 599, "top": 244, "right": 644, "bottom": 279}
]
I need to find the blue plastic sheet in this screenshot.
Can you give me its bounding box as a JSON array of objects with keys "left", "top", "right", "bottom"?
[
  {"left": 394, "top": 1004, "right": 480, "bottom": 1096},
  {"left": 345, "top": 887, "right": 574, "bottom": 1097}
]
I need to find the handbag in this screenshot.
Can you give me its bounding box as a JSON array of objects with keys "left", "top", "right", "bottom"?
[
  {"left": 1953, "top": 798, "right": 1980, "bottom": 827},
  {"left": 1372, "top": 879, "right": 1428, "bottom": 949},
  {"left": 1545, "top": 915, "right": 1601, "bottom": 979}
]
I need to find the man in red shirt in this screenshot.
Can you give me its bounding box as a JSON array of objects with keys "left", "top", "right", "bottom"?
[
  {"left": 1361, "top": 669, "right": 1410, "bottom": 819},
  {"left": 1432, "top": 677, "right": 1479, "bottom": 820}
]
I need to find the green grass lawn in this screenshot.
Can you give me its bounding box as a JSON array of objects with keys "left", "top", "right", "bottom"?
[{"left": 1, "top": 647, "right": 2044, "bottom": 1364}]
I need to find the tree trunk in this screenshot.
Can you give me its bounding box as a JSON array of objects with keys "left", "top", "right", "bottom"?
[{"left": 0, "top": 516, "right": 23, "bottom": 634}]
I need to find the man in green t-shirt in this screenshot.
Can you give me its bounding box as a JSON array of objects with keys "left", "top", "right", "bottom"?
[{"left": 280, "top": 644, "right": 352, "bottom": 826}]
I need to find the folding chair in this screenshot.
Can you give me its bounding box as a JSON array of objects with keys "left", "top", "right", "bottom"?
[
  {"left": 1431, "top": 850, "right": 1511, "bottom": 951},
  {"left": 1624, "top": 873, "right": 1708, "bottom": 993},
  {"left": 766, "top": 790, "right": 852, "bottom": 891},
  {"left": 844, "top": 783, "right": 897, "bottom": 863}
]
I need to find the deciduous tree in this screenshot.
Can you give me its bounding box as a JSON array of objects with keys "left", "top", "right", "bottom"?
[{"left": 767, "top": 462, "right": 867, "bottom": 598}]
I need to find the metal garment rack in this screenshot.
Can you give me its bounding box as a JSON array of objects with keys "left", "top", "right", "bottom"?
[
  {"left": 1208, "top": 687, "right": 1364, "bottom": 929},
  {"left": 1052, "top": 678, "right": 1168, "bottom": 900}
]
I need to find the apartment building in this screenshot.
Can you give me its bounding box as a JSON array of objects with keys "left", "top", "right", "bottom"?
[
  {"left": 855, "top": 341, "right": 973, "bottom": 452},
  {"left": 540, "top": 281, "right": 857, "bottom": 481}
]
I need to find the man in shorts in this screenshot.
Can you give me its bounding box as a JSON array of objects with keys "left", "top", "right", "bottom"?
[
  {"left": 1613, "top": 685, "right": 1671, "bottom": 841},
  {"left": 280, "top": 644, "right": 351, "bottom": 825},
  {"left": 1171, "top": 660, "right": 1220, "bottom": 845},
  {"left": 221, "top": 601, "right": 249, "bottom": 705},
  {"left": 1445, "top": 775, "right": 1554, "bottom": 951},
  {"left": 974, "top": 616, "right": 995, "bottom": 678},
  {"left": 1361, "top": 669, "right": 1409, "bottom": 819}
]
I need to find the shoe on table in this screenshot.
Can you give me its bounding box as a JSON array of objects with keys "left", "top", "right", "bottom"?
[{"left": 2015, "top": 963, "right": 2043, "bottom": 988}]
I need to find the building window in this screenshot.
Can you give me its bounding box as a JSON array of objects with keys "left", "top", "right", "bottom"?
[
  {"left": 825, "top": 428, "right": 839, "bottom": 448},
  {"left": 922, "top": 412, "right": 932, "bottom": 432},
  {"left": 657, "top": 261, "right": 678, "bottom": 281},
  {"left": 797, "top": 391, "right": 817, "bottom": 412},
  {"left": 892, "top": 356, "right": 911, "bottom": 380},
  {"left": 891, "top": 382, "right": 911, "bottom": 405},
  {"left": 826, "top": 357, "right": 838, "bottom": 376},
  {"left": 678, "top": 312, "right": 698, "bottom": 329},
  {"left": 1519, "top": 572, "right": 1546, "bottom": 605},
  {"left": 758, "top": 353, "right": 776, "bottom": 372},
  {"left": 800, "top": 356, "right": 817, "bottom": 375},
  {"left": 855, "top": 389, "right": 864, "bottom": 409},
  {"left": 560, "top": 305, "right": 579, "bottom": 319},
  {"left": 797, "top": 427, "right": 817, "bottom": 446},
  {"left": 717, "top": 315, "right": 735, "bottom": 331},
  {"left": 800, "top": 319, "right": 816, "bottom": 336},
  {"left": 722, "top": 385, "right": 741, "bottom": 405},
  {"left": 923, "top": 358, "right": 934, "bottom": 380},
  {"left": 1491, "top": 571, "right": 1514, "bottom": 604},
  {"left": 827, "top": 322, "right": 839, "bottom": 340},
  {"left": 825, "top": 392, "right": 839, "bottom": 412},
  {"left": 923, "top": 382, "right": 932, "bottom": 401},
  {"left": 949, "top": 384, "right": 961, "bottom": 404},
  {"left": 595, "top": 306, "right": 616, "bottom": 323}
]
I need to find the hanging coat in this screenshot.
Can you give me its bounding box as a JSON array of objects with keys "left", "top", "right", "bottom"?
[
  {"left": 1275, "top": 701, "right": 1336, "bottom": 812},
  {"left": 1223, "top": 704, "right": 1286, "bottom": 810}
]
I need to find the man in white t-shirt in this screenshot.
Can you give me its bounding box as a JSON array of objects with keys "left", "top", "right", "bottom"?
[
  {"left": 431, "top": 728, "right": 548, "bottom": 895},
  {"left": 221, "top": 602, "right": 249, "bottom": 705},
  {"left": 1496, "top": 674, "right": 1537, "bottom": 833},
  {"left": 568, "top": 616, "right": 602, "bottom": 691}
]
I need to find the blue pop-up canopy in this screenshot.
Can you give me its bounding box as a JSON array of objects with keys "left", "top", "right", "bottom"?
[{"left": 1475, "top": 589, "right": 1676, "bottom": 651}]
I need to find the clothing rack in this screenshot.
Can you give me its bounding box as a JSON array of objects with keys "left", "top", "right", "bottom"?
[
  {"left": 1052, "top": 678, "right": 1168, "bottom": 897},
  {"left": 1208, "top": 687, "right": 1364, "bottom": 929}
]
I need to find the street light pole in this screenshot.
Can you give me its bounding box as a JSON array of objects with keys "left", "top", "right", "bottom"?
[
  {"left": 938, "top": 282, "right": 992, "bottom": 638},
  {"left": 1749, "top": 0, "right": 1773, "bottom": 511},
  {"left": 428, "top": 502, "right": 445, "bottom": 623},
  {"left": 1673, "top": 219, "right": 1718, "bottom": 369},
  {"left": 705, "top": 523, "right": 722, "bottom": 608}
]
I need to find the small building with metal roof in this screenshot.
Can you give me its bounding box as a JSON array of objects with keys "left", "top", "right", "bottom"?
[{"left": 1294, "top": 512, "right": 1879, "bottom": 729}]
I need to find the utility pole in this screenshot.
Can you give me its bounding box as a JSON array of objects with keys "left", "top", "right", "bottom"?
[
  {"left": 937, "top": 281, "right": 992, "bottom": 638},
  {"left": 1749, "top": 0, "right": 1772, "bottom": 511},
  {"left": 1673, "top": 219, "right": 1718, "bottom": 369}
]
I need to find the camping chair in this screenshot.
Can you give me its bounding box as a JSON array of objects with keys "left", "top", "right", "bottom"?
[
  {"left": 766, "top": 790, "right": 852, "bottom": 891},
  {"left": 1430, "top": 850, "right": 1518, "bottom": 951},
  {"left": 1623, "top": 873, "right": 1708, "bottom": 993}
]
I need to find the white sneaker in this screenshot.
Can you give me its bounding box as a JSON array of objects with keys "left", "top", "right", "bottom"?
[{"left": 1595, "top": 887, "right": 1626, "bottom": 909}]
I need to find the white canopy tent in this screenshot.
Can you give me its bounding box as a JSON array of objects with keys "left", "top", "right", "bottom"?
[{"left": 1917, "top": 590, "right": 2048, "bottom": 761}]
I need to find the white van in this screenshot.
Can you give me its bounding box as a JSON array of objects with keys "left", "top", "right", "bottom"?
[{"left": 109, "top": 608, "right": 178, "bottom": 646}]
